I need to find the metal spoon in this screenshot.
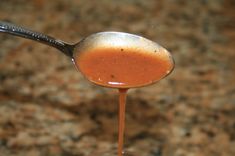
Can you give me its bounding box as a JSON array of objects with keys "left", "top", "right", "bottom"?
[{"left": 0, "top": 21, "right": 174, "bottom": 88}]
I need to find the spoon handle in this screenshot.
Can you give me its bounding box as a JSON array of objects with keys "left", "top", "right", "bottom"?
[{"left": 0, "top": 21, "right": 74, "bottom": 58}]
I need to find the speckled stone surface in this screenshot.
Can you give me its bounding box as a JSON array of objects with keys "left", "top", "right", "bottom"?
[{"left": 0, "top": 0, "right": 235, "bottom": 156}]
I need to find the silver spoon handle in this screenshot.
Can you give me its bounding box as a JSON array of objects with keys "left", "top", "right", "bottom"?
[{"left": 0, "top": 21, "right": 74, "bottom": 58}]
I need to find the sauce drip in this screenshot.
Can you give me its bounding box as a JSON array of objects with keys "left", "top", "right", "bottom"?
[{"left": 118, "top": 88, "right": 128, "bottom": 156}]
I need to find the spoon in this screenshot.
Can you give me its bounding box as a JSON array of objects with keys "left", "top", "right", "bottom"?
[{"left": 0, "top": 21, "right": 174, "bottom": 88}]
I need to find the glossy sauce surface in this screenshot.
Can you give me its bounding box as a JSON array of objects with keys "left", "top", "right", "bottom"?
[{"left": 75, "top": 47, "right": 173, "bottom": 88}]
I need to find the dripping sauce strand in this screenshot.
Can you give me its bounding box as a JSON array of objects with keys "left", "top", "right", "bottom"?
[{"left": 118, "top": 88, "right": 128, "bottom": 156}]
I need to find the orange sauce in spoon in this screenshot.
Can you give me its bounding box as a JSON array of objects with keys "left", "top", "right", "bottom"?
[{"left": 75, "top": 47, "right": 173, "bottom": 88}]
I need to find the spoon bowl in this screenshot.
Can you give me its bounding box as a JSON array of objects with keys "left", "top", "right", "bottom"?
[{"left": 73, "top": 32, "right": 174, "bottom": 88}]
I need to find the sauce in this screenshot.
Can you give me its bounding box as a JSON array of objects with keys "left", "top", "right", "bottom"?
[
  {"left": 75, "top": 47, "right": 173, "bottom": 88},
  {"left": 74, "top": 47, "right": 173, "bottom": 156}
]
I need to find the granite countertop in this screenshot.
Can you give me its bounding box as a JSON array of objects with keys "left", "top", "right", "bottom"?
[{"left": 0, "top": 0, "right": 235, "bottom": 156}]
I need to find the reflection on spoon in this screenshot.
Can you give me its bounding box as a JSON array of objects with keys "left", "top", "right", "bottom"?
[{"left": 108, "top": 82, "right": 125, "bottom": 85}]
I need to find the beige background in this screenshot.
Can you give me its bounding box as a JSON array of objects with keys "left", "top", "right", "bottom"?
[{"left": 0, "top": 0, "right": 234, "bottom": 156}]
